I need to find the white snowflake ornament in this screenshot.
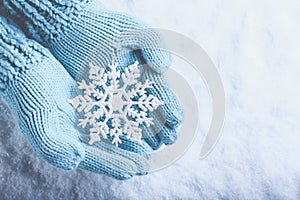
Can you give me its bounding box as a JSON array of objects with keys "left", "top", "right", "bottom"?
[{"left": 68, "top": 61, "right": 164, "bottom": 147}]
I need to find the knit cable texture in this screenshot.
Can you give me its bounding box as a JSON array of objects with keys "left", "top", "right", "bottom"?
[
  {"left": 3, "top": 0, "right": 91, "bottom": 41},
  {"left": 0, "top": 17, "right": 47, "bottom": 90}
]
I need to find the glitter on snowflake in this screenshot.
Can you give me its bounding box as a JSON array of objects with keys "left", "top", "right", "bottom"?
[{"left": 68, "top": 61, "right": 164, "bottom": 147}]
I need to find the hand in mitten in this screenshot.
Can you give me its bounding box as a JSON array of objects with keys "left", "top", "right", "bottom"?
[
  {"left": 0, "top": 17, "right": 150, "bottom": 180},
  {"left": 2, "top": 0, "right": 183, "bottom": 150}
]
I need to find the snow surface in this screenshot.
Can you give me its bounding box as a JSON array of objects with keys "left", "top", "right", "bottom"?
[{"left": 1, "top": 0, "right": 300, "bottom": 199}]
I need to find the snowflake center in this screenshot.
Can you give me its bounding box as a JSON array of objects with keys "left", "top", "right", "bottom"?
[{"left": 111, "top": 93, "right": 124, "bottom": 112}]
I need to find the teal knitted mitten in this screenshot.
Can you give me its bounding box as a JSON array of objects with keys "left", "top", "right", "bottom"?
[
  {"left": 0, "top": 17, "right": 150, "bottom": 180},
  {"left": 2, "top": 0, "right": 183, "bottom": 150}
]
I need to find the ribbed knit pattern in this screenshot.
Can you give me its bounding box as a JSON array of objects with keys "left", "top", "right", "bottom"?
[
  {"left": 2, "top": 0, "right": 183, "bottom": 150},
  {"left": 0, "top": 17, "right": 150, "bottom": 179}
]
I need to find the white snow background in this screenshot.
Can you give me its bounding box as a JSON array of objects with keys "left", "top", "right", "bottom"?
[{"left": 1, "top": 0, "right": 300, "bottom": 199}]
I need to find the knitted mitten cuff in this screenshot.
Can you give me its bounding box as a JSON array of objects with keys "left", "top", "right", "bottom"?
[
  {"left": 3, "top": 0, "right": 93, "bottom": 41},
  {"left": 0, "top": 16, "right": 47, "bottom": 91}
]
